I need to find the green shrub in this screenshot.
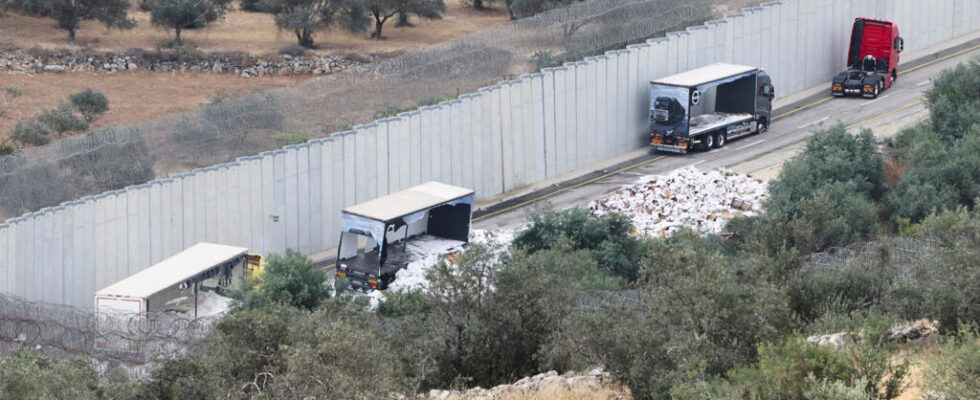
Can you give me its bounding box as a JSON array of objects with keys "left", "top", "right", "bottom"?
[
  {"left": 0, "top": 140, "right": 14, "bottom": 156},
  {"left": 767, "top": 125, "right": 883, "bottom": 219},
  {"left": 37, "top": 102, "right": 88, "bottom": 137},
  {"left": 274, "top": 132, "right": 308, "bottom": 147},
  {"left": 926, "top": 324, "right": 980, "bottom": 400},
  {"left": 513, "top": 206, "right": 645, "bottom": 281},
  {"left": 69, "top": 89, "right": 110, "bottom": 123},
  {"left": 8, "top": 118, "right": 51, "bottom": 146},
  {"left": 0, "top": 347, "right": 104, "bottom": 399},
  {"left": 723, "top": 338, "right": 858, "bottom": 400},
  {"left": 886, "top": 126, "right": 980, "bottom": 223},
  {"left": 244, "top": 249, "right": 328, "bottom": 311}
]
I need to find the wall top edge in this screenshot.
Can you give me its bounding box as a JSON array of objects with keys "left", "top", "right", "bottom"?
[
  {"left": 761, "top": 1, "right": 781, "bottom": 8},
  {"left": 687, "top": 25, "right": 709, "bottom": 31},
  {"left": 725, "top": 12, "right": 745, "bottom": 18}
]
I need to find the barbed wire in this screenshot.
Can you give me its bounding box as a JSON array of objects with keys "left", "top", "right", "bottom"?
[
  {"left": 0, "top": 292, "right": 222, "bottom": 374},
  {"left": 0, "top": 0, "right": 714, "bottom": 219}
]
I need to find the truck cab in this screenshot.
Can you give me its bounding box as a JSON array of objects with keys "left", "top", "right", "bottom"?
[{"left": 832, "top": 18, "right": 903, "bottom": 98}]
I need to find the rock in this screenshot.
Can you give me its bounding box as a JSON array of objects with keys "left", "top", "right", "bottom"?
[
  {"left": 490, "top": 384, "right": 522, "bottom": 397},
  {"left": 282, "top": 54, "right": 293, "bottom": 60},
  {"left": 513, "top": 376, "right": 531, "bottom": 388},
  {"left": 127, "top": 62, "right": 137, "bottom": 70},
  {"left": 537, "top": 375, "right": 569, "bottom": 393},
  {"left": 566, "top": 375, "right": 600, "bottom": 390},
  {"left": 102, "top": 63, "right": 111, "bottom": 69},
  {"left": 43, "top": 64, "right": 64, "bottom": 72},
  {"left": 806, "top": 332, "right": 853, "bottom": 350},
  {"left": 890, "top": 319, "right": 938, "bottom": 343},
  {"left": 428, "top": 389, "right": 451, "bottom": 399}
]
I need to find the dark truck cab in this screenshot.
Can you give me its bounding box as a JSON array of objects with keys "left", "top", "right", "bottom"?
[
  {"left": 334, "top": 182, "right": 474, "bottom": 292},
  {"left": 650, "top": 63, "right": 774, "bottom": 153},
  {"left": 832, "top": 18, "right": 903, "bottom": 98}
]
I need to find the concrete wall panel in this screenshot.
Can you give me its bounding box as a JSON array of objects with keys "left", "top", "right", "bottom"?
[
  {"left": 550, "top": 69, "right": 568, "bottom": 175},
  {"left": 561, "top": 64, "right": 579, "bottom": 171},
  {"left": 595, "top": 57, "right": 611, "bottom": 160},
  {"left": 498, "top": 83, "right": 515, "bottom": 192},
  {"left": 528, "top": 74, "right": 547, "bottom": 182},
  {"left": 540, "top": 71, "right": 557, "bottom": 180},
  {"left": 439, "top": 103, "right": 454, "bottom": 185},
  {"left": 507, "top": 81, "right": 524, "bottom": 187},
  {"left": 471, "top": 94, "right": 489, "bottom": 196},
  {"left": 408, "top": 111, "right": 423, "bottom": 187},
  {"left": 485, "top": 86, "right": 505, "bottom": 194},
  {"left": 419, "top": 108, "right": 433, "bottom": 183},
  {"left": 354, "top": 124, "right": 377, "bottom": 204},
  {"left": 573, "top": 62, "right": 590, "bottom": 169},
  {"left": 307, "top": 142, "right": 322, "bottom": 252},
  {"left": 616, "top": 49, "right": 631, "bottom": 153},
  {"left": 296, "top": 145, "right": 311, "bottom": 254},
  {"left": 459, "top": 97, "right": 475, "bottom": 189},
  {"left": 283, "top": 147, "right": 299, "bottom": 250}
]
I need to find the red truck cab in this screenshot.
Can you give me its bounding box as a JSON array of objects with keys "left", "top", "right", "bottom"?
[{"left": 832, "top": 18, "right": 903, "bottom": 98}]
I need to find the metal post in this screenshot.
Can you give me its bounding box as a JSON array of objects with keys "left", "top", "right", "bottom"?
[{"left": 194, "top": 282, "right": 198, "bottom": 319}]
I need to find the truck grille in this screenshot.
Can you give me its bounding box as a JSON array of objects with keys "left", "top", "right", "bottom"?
[{"left": 653, "top": 109, "right": 669, "bottom": 122}]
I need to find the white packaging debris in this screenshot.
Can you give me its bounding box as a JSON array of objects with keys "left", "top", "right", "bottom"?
[
  {"left": 589, "top": 167, "right": 768, "bottom": 238},
  {"left": 387, "top": 235, "right": 468, "bottom": 293},
  {"left": 166, "top": 290, "right": 234, "bottom": 319}
]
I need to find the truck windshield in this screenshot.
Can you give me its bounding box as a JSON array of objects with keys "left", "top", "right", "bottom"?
[{"left": 655, "top": 98, "right": 672, "bottom": 108}]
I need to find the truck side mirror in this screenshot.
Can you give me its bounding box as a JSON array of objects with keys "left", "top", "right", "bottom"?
[{"left": 894, "top": 37, "right": 904, "bottom": 53}]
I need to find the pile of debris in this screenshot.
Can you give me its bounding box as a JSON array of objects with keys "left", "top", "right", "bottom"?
[
  {"left": 0, "top": 47, "right": 360, "bottom": 77},
  {"left": 589, "top": 167, "right": 768, "bottom": 238},
  {"left": 426, "top": 368, "right": 617, "bottom": 400}
]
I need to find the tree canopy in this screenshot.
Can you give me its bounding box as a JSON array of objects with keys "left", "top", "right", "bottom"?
[
  {"left": 149, "top": 0, "right": 233, "bottom": 45},
  {"left": 260, "top": 0, "right": 370, "bottom": 48},
  {"left": 364, "top": 0, "right": 444, "bottom": 39},
  {"left": 15, "top": 0, "right": 135, "bottom": 41}
]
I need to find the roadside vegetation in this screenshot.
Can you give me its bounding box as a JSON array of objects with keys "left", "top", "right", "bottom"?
[{"left": 4, "top": 40, "right": 980, "bottom": 400}]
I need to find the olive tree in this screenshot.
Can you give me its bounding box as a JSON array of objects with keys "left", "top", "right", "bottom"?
[
  {"left": 16, "top": 0, "right": 135, "bottom": 41},
  {"left": 149, "top": 0, "right": 233, "bottom": 45},
  {"left": 261, "top": 0, "right": 370, "bottom": 48}
]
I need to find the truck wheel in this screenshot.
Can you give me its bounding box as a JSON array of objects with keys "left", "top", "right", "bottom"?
[
  {"left": 758, "top": 118, "right": 768, "bottom": 134},
  {"left": 713, "top": 132, "right": 726, "bottom": 148},
  {"left": 702, "top": 134, "right": 714, "bottom": 151},
  {"left": 871, "top": 85, "right": 879, "bottom": 99}
]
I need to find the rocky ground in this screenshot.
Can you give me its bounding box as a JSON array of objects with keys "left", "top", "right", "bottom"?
[
  {"left": 426, "top": 368, "right": 626, "bottom": 400},
  {"left": 0, "top": 46, "right": 360, "bottom": 77}
]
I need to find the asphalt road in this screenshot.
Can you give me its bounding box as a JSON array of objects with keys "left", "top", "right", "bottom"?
[{"left": 473, "top": 38, "right": 980, "bottom": 233}]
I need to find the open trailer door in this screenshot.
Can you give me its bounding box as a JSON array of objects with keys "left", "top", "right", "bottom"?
[{"left": 335, "top": 182, "right": 474, "bottom": 291}]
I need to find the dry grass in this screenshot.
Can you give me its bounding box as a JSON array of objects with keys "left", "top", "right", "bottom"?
[
  {"left": 0, "top": 0, "right": 507, "bottom": 55},
  {"left": 884, "top": 156, "right": 910, "bottom": 186},
  {"left": 894, "top": 343, "right": 942, "bottom": 400},
  {"left": 0, "top": 71, "right": 311, "bottom": 138}
]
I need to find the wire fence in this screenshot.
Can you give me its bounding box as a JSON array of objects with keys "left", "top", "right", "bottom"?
[
  {"left": 802, "top": 237, "right": 940, "bottom": 277},
  {"left": 0, "top": 0, "right": 714, "bottom": 219},
  {"left": 0, "top": 292, "right": 220, "bottom": 375}
]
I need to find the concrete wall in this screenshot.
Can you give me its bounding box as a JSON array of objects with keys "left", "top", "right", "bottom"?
[{"left": 2, "top": 0, "right": 977, "bottom": 310}]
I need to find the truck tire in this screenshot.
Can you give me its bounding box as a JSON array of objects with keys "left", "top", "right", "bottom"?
[
  {"left": 758, "top": 118, "right": 769, "bottom": 134},
  {"left": 871, "top": 84, "right": 879, "bottom": 99},
  {"left": 702, "top": 134, "right": 714, "bottom": 151},
  {"left": 713, "top": 132, "right": 726, "bottom": 148}
]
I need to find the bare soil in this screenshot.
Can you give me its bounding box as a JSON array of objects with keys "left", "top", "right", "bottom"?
[
  {"left": 0, "top": 72, "right": 311, "bottom": 138},
  {"left": 0, "top": 0, "right": 508, "bottom": 141},
  {"left": 0, "top": 0, "right": 507, "bottom": 56}
]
